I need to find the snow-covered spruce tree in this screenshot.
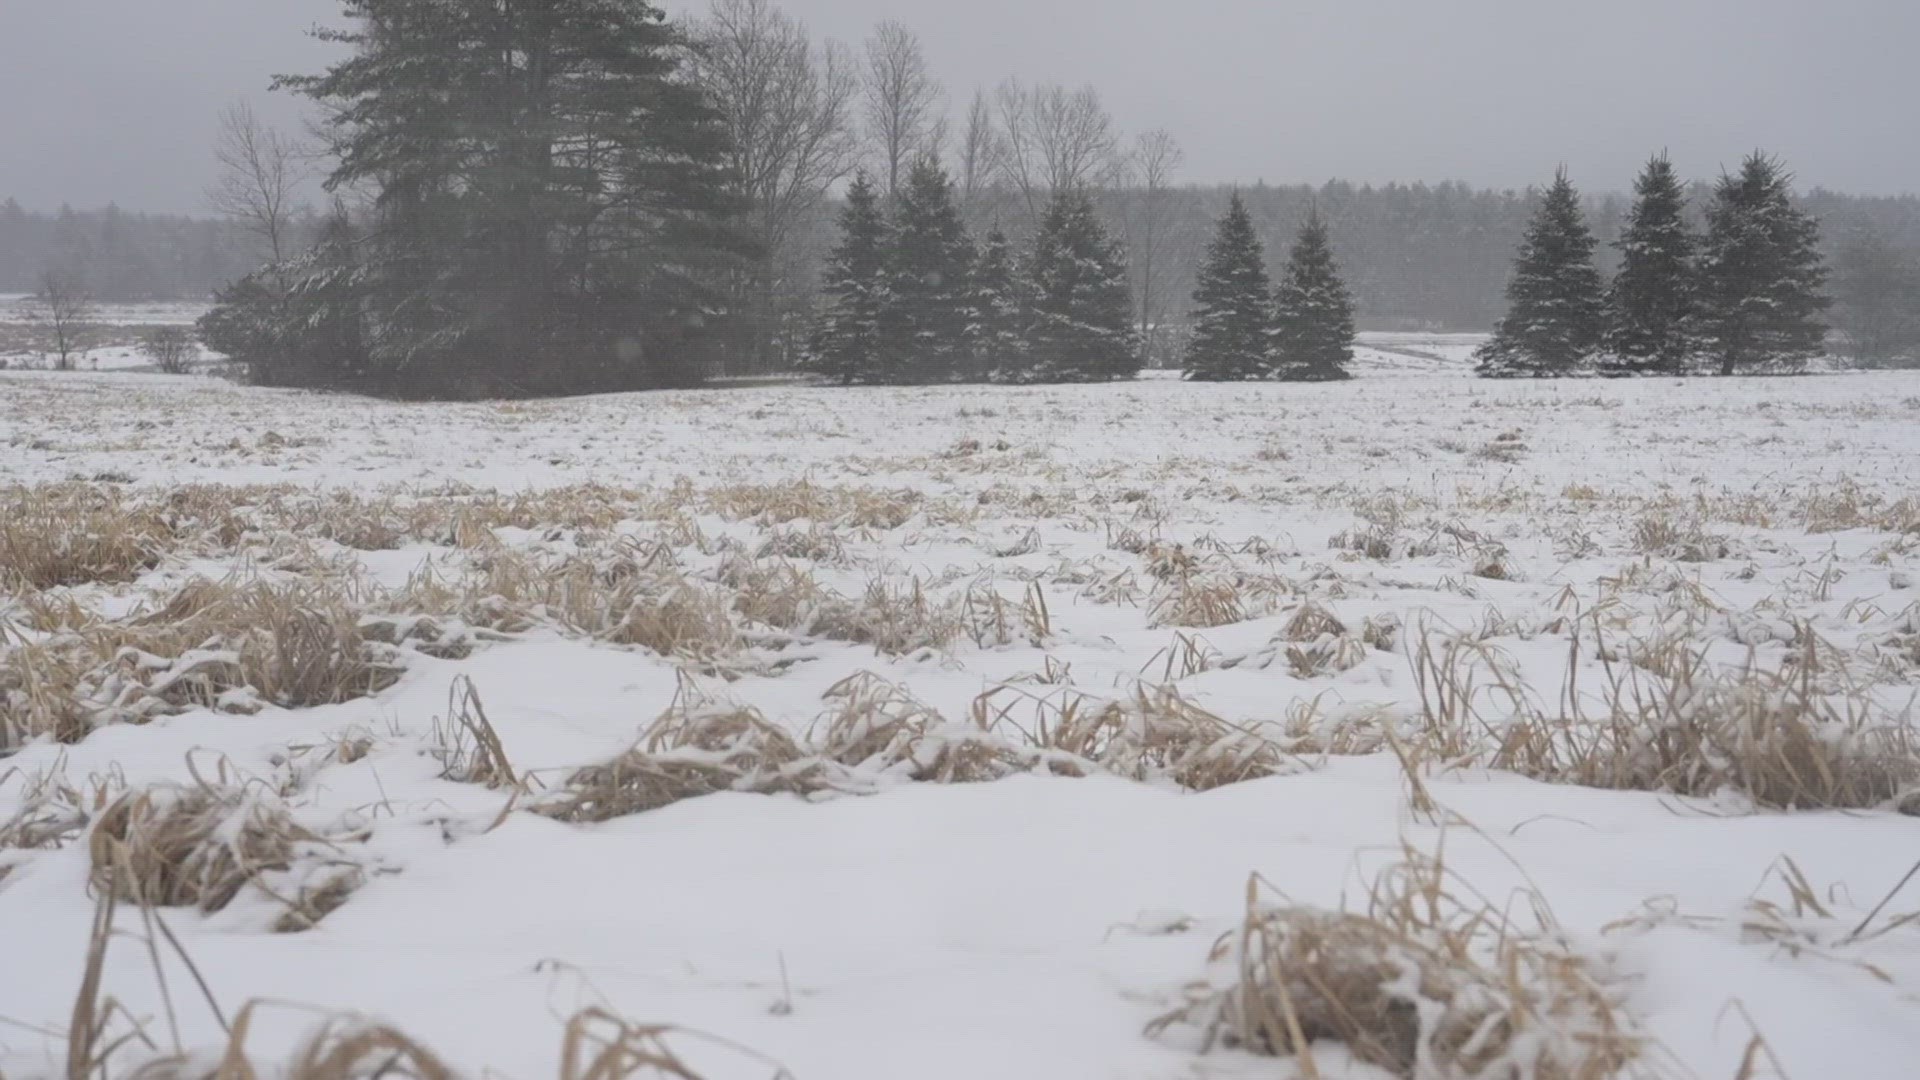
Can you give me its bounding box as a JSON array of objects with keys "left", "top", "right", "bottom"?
[
  {"left": 1603, "top": 154, "right": 1698, "bottom": 376},
  {"left": 1181, "top": 193, "right": 1279, "bottom": 381},
  {"left": 1272, "top": 214, "right": 1356, "bottom": 381},
  {"left": 279, "top": 0, "right": 752, "bottom": 395},
  {"left": 200, "top": 206, "right": 368, "bottom": 388},
  {"left": 1020, "top": 190, "right": 1139, "bottom": 383},
  {"left": 884, "top": 159, "right": 975, "bottom": 383},
  {"left": 1697, "top": 153, "right": 1831, "bottom": 376},
  {"left": 804, "top": 172, "right": 891, "bottom": 385},
  {"left": 969, "top": 226, "right": 1030, "bottom": 382},
  {"left": 1475, "top": 169, "right": 1607, "bottom": 377}
]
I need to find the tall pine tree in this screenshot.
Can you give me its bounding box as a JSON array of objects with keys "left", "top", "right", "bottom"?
[
  {"left": 1604, "top": 154, "right": 1697, "bottom": 375},
  {"left": 884, "top": 160, "right": 975, "bottom": 383},
  {"left": 969, "top": 226, "right": 1029, "bottom": 382},
  {"left": 1475, "top": 169, "right": 1606, "bottom": 377},
  {"left": 1272, "top": 214, "right": 1356, "bottom": 381},
  {"left": 1697, "top": 153, "right": 1831, "bottom": 375},
  {"left": 1182, "top": 193, "right": 1279, "bottom": 381},
  {"left": 267, "top": 0, "right": 751, "bottom": 395},
  {"left": 1021, "top": 190, "right": 1139, "bottom": 383},
  {"left": 805, "top": 173, "right": 890, "bottom": 385}
]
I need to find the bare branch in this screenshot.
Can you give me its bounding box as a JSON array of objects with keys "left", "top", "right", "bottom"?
[
  {"left": 206, "top": 102, "right": 309, "bottom": 271},
  {"left": 993, "top": 79, "right": 1121, "bottom": 216},
  {"left": 861, "top": 20, "right": 944, "bottom": 196}
]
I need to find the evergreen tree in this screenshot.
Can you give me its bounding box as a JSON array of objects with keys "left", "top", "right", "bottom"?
[
  {"left": 804, "top": 173, "right": 890, "bottom": 385},
  {"left": 265, "top": 0, "right": 752, "bottom": 395},
  {"left": 200, "top": 208, "right": 367, "bottom": 387},
  {"left": 1475, "top": 169, "right": 1607, "bottom": 377},
  {"left": 1021, "top": 190, "right": 1139, "bottom": 383},
  {"left": 1272, "top": 214, "right": 1356, "bottom": 381},
  {"left": 884, "top": 160, "right": 975, "bottom": 383},
  {"left": 969, "top": 226, "right": 1029, "bottom": 382},
  {"left": 1697, "top": 153, "right": 1832, "bottom": 375},
  {"left": 1181, "top": 193, "right": 1279, "bottom": 381},
  {"left": 1603, "top": 154, "right": 1697, "bottom": 375}
]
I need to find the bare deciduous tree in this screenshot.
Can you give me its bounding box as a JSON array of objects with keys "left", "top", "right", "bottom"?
[
  {"left": 957, "top": 88, "right": 999, "bottom": 204},
  {"left": 861, "top": 20, "right": 944, "bottom": 196},
  {"left": 207, "top": 102, "right": 308, "bottom": 274},
  {"left": 34, "top": 269, "right": 94, "bottom": 371},
  {"left": 1130, "top": 130, "right": 1184, "bottom": 367},
  {"left": 994, "top": 79, "right": 1121, "bottom": 216},
  {"left": 690, "top": 0, "right": 861, "bottom": 369}
]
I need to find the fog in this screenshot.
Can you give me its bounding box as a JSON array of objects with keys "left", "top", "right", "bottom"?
[{"left": 3, "top": 0, "right": 1914, "bottom": 211}]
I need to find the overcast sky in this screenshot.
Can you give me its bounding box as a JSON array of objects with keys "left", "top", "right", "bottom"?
[{"left": 2, "top": 0, "right": 1913, "bottom": 213}]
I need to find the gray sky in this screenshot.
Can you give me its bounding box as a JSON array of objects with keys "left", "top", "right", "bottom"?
[{"left": 3, "top": 0, "right": 1913, "bottom": 213}]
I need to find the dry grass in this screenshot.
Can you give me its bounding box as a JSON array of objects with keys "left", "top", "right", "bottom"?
[
  {"left": 703, "top": 479, "right": 920, "bottom": 529},
  {"left": 1152, "top": 846, "right": 1646, "bottom": 1080},
  {"left": 541, "top": 681, "right": 820, "bottom": 824},
  {"left": 1630, "top": 512, "right": 1731, "bottom": 562},
  {"left": 4, "top": 578, "right": 413, "bottom": 752},
  {"left": 1, "top": 762, "right": 122, "bottom": 854},
  {"left": 1410, "top": 623, "right": 1920, "bottom": 810},
  {"left": 1, "top": 484, "right": 174, "bottom": 589},
  {"left": 1149, "top": 573, "right": 1247, "bottom": 629},
  {"left": 974, "top": 681, "right": 1294, "bottom": 790},
  {"left": 87, "top": 777, "right": 365, "bottom": 931},
  {"left": 430, "top": 676, "right": 522, "bottom": 789}
]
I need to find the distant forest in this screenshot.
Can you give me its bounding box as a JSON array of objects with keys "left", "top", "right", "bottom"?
[
  {"left": 0, "top": 200, "right": 265, "bottom": 301},
  {"left": 6, "top": 185, "right": 1914, "bottom": 341}
]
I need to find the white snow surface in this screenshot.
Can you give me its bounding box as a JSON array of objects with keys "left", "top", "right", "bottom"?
[{"left": 2, "top": 368, "right": 1919, "bottom": 1079}]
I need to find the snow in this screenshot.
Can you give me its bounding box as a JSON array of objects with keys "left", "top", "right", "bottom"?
[{"left": 3, "top": 366, "right": 1919, "bottom": 1079}]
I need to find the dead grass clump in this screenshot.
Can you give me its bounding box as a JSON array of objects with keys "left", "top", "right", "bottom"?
[
  {"left": 839, "top": 579, "right": 961, "bottom": 655},
  {"left": 88, "top": 780, "right": 364, "bottom": 931},
  {"left": 128, "top": 581, "right": 408, "bottom": 712},
  {"left": 1149, "top": 574, "right": 1247, "bottom": 629},
  {"left": 960, "top": 581, "right": 1052, "bottom": 647},
  {"left": 720, "top": 557, "right": 850, "bottom": 636},
  {"left": 1, "top": 641, "right": 96, "bottom": 749},
  {"left": 600, "top": 577, "right": 738, "bottom": 660},
  {"left": 1282, "top": 601, "right": 1345, "bottom": 642},
  {"left": 543, "top": 685, "right": 815, "bottom": 823},
  {"left": 1, "top": 484, "right": 174, "bottom": 589},
  {"left": 1152, "top": 851, "right": 1643, "bottom": 1080},
  {"left": 705, "top": 479, "right": 918, "bottom": 529},
  {"left": 1631, "top": 513, "right": 1730, "bottom": 562},
  {"left": 1413, "top": 624, "right": 1920, "bottom": 810},
  {"left": 816, "top": 672, "right": 1026, "bottom": 783},
  {"left": 754, "top": 524, "right": 847, "bottom": 563},
  {"left": 1008, "top": 683, "right": 1291, "bottom": 791},
  {"left": 5, "top": 579, "right": 408, "bottom": 749},
  {"left": 463, "top": 546, "right": 738, "bottom": 662},
  {"left": 1, "top": 764, "right": 121, "bottom": 853}
]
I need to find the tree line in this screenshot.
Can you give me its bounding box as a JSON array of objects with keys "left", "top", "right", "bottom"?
[
  {"left": 0, "top": 201, "right": 265, "bottom": 300},
  {"left": 802, "top": 164, "right": 1136, "bottom": 385},
  {"left": 1478, "top": 154, "right": 1831, "bottom": 377},
  {"left": 8, "top": 0, "right": 1908, "bottom": 391}
]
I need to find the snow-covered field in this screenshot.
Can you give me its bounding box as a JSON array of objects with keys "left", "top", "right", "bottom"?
[
  {"left": 0, "top": 294, "right": 221, "bottom": 373},
  {"left": 0, "top": 294, "right": 209, "bottom": 328},
  {"left": 3, "top": 368, "right": 1919, "bottom": 1080}
]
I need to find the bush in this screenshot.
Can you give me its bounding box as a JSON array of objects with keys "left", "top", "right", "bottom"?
[{"left": 139, "top": 326, "right": 197, "bottom": 374}]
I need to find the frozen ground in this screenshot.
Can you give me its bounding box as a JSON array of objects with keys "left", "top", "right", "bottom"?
[{"left": 2, "top": 368, "right": 1919, "bottom": 1079}]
